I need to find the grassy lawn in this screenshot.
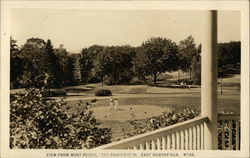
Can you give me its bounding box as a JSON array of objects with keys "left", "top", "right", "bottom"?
[
  {"left": 60, "top": 75, "right": 240, "bottom": 142},
  {"left": 66, "top": 95, "right": 240, "bottom": 142},
  {"left": 10, "top": 74, "right": 240, "bottom": 142}
]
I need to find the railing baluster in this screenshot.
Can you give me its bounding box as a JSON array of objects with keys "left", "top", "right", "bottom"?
[
  {"left": 229, "top": 120, "right": 233, "bottom": 150},
  {"left": 156, "top": 138, "right": 161, "bottom": 150},
  {"left": 151, "top": 139, "right": 156, "bottom": 150},
  {"left": 236, "top": 121, "right": 240, "bottom": 150},
  {"left": 181, "top": 129, "right": 185, "bottom": 150},
  {"left": 193, "top": 125, "right": 197, "bottom": 150},
  {"left": 185, "top": 128, "right": 189, "bottom": 150},
  {"left": 167, "top": 134, "right": 171, "bottom": 150},
  {"left": 197, "top": 124, "right": 200, "bottom": 150},
  {"left": 176, "top": 131, "right": 180, "bottom": 150},
  {"left": 162, "top": 136, "right": 166, "bottom": 150},
  {"left": 145, "top": 141, "right": 150, "bottom": 150},
  {"left": 221, "top": 120, "right": 226, "bottom": 150},
  {"left": 189, "top": 127, "right": 193, "bottom": 150},
  {"left": 139, "top": 143, "right": 144, "bottom": 150},
  {"left": 201, "top": 123, "right": 204, "bottom": 150},
  {"left": 92, "top": 117, "right": 210, "bottom": 150},
  {"left": 217, "top": 114, "right": 240, "bottom": 151},
  {"left": 172, "top": 133, "right": 176, "bottom": 150}
]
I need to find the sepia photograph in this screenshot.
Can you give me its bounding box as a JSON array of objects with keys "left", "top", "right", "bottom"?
[{"left": 1, "top": 1, "right": 249, "bottom": 158}]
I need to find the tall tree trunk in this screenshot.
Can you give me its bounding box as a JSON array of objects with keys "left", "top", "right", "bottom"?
[
  {"left": 220, "top": 77, "right": 223, "bottom": 94},
  {"left": 178, "top": 69, "right": 180, "bottom": 80},
  {"left": 189, "top": 68, "right": 192, "bottom": 79},
  {"left": 102, "top": 76, "right": 104, "bottom": 86},
  {"left": 154, "top": 73, "right": 157, "bottom": 85}
]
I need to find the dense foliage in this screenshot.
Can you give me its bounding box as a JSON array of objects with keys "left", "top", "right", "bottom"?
[
  {"left": 10, "top": 36, "right": 240, "bottom": 89},
  {"left": 122, "top": 108, "right": 240, "bottom": 150},
  {"left": 218, "top": 41, "right": 241, "bottom": 77},
  {"left": 178, "top": 36, "right": 199, "bottom": 79},
  {"left": 10, "top": 89, "right": 112, "bottom": 149},
  {"left": 137, "top": 37, "right": 180, "bottom": 85},
  {"left": 122, "top": 108, "right": 200, "bottom": 138}
]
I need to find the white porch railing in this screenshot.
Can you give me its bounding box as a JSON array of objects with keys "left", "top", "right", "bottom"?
[
  {"left": 93, "top": 114, "right": 240, "bottom": 150},
  {"left": 218, "top": 114, "right": 240, "bottom": 150},
  {"left": 93, "top": 116, "right": 209, "bottom": 150}
]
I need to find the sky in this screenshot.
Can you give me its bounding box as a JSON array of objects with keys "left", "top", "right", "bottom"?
[{"left": 11, "top": 9, "right": 240, "bottom": 53}]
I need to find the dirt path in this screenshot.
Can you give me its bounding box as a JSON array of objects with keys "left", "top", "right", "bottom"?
[{"left": 54, "top": 91, "right": 240, "bottom": 102}]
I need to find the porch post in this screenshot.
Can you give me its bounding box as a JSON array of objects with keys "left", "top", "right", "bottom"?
[{"left": 201, "top": 10, "right": 218, "bottom": 150}]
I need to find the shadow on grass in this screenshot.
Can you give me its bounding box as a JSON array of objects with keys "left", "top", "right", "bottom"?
[{"left": 64, "top": 88, "right": 93, "bottom": 93}]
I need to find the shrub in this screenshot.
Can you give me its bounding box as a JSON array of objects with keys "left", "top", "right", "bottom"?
[
  {"left": 122, "top": 108, "right": 200, "bottom": 138},
  {"left": 91, "top": 99, "right": 98, "bottom": 103},
  {"left": 10, "top": 88, "right": 112, "bottom": 149},
  {"left": 95, "top": 89, "right": 112, "bottom": 96}
]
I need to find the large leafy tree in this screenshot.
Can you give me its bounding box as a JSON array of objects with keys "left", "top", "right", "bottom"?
[
  {"left": 19, "top": 38, "right": 47, "bottom": 87},
  {"left": 71, "top": 53, "right": 82, "bottom": 85},
  {"left": 189, "top": 41, "right": 240, "bottom": 87},
  {"left": 44, "top": 39, "right": 63, "bottom": 88},
  {"left": 18, "top": 38, "right": 63, "bottom": 88},
  {"left": 178, "top": 35, "right": 198, "bottom": 79},
  {"left": 138, "top": 37, "right": 179, "bottom": 85},
  {"left": 218, "top": 41, "right": 241, "bottom": 94},
  {"left": 191, "top": 44, "right": 201, "bottom": 85},
  {"left": 54, "top": 45, "right": 75, "bottom": 86},
  {"left": 218, "top": 41, "right": 241, "bottom": 77},
  {"left": 80, "top": 45, "right": 104, "bottom": 84},
  {"left": 95, "top": 46, "right": 135, "bottom": 85}
]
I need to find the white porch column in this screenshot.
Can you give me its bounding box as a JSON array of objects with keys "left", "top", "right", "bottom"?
[{"left": 201, "top": 10, "right": 218, "bottom": 150}]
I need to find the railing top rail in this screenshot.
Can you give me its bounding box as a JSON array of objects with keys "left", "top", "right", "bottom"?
[
  {"left": 218, "top": 114, "right": 240, "bottom": 121},
  {"left": 92, "top": 116, "right": 208, "bottom": 150}
]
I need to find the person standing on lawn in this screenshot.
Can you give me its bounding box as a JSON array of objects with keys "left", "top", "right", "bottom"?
[
  {"left": 109, "top": 97, "right": 114, "bottom": 110},
  {"left": 180, "top": 81, "right": 184, "bottom": 88},
  {"left": 114, "top": 99, "right": 118, "bottom": 111},
  {"left": 183, "top": 82, "right": 187, "bottom": 88}
]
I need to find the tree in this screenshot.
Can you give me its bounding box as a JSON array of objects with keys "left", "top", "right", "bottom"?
[
  {"left": 178, "top": 35, "right": 197, "bottom": 79},
  {"left": 54, "top": 45, "right": 75, "bottom": 86},
  {"left": 80, "top": 45, "right": 104, "bottom": 84},
  {"left": 189, "top": 41, "right": 241, "bottom": 87},
  {"left": 71, "top": 53, "right": 82, "bottom": 85},
  {"left": 191, "top": 44, "right": 201, "bottom": 85},
  {"left": 218, "top": 41, "right": 241, "bottom": 76},
  {"left": 19, "top": 38, "right": 47, "bottom": 87},
  {"left": 44, "top": 40, "right": 63, "bottom": 88},
  {"left": 218, "top": 41, "right": 241, "bottom": 94},
  {"left": 94, "top": 47, "right": 112, "bottom": 85},
  {"left": 138, "top": 37, "right": 179, "bottom": 85},
  {"left": 18, "top": 38, "right": 63, "bottom": 88},
  {"left": 10, "top": 37, "right": 24, "bottom": 89},
  {"left": 94, "top": 46, "right": 135, "bottom": 85}
]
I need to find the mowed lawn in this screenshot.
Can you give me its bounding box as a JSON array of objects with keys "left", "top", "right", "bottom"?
[
  {"left": 66, "top": 96, "right": 239, "bottom": 142},
  {"left": 64, "top": 76, "right": 240, "bottom": 142},
  {"left": 11, "top": 75, "right": 240, "bottom": 142}
]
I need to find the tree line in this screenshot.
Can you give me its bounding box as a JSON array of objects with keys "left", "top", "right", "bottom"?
[{"left": 10, "top": 36, "right": 240, "bottom": 89}]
